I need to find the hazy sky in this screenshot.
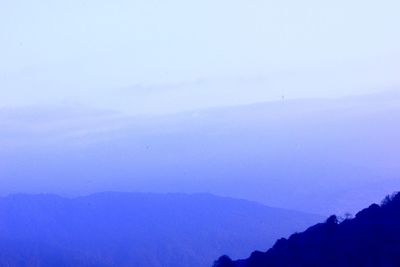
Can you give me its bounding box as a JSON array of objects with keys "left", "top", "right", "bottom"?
[
  {"left": 1, "top": 0, "right": 400, "bottom": 114},
  {"left": 1, "top": 0, "right": 400, "bottom": 213}
]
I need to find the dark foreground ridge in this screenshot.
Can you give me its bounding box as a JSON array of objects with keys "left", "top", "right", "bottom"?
[
  {"left": 213, "top": 192, "right": 400, "bottom": 267},
  {"left": 0, "top": 192, "right": 321, "bottom": 267}
]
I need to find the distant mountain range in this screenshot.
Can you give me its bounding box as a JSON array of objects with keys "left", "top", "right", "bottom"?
[
  {"left": 213, "top": 192, "right": 400, "bottom": 267},
  {"left": 0, "top": 192, "right": 321, "bottom": 267},
  {"left": 1, "top": 92, "right": 400, "bottom": 215}
]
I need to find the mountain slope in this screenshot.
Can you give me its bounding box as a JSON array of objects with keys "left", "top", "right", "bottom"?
[
  {"left": 0, "top": 192, "right": 321, "bottom": 267},
  {"left": 213, "top": 192, "right": 400, "bottom": 267}
]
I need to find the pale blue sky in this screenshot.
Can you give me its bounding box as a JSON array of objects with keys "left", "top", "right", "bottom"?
[
  {"left": 1, "top": 0, "right": 399, "bottom": 114},
  {"left": 1, "top": 0, "right": 400, "bottom": 213}
]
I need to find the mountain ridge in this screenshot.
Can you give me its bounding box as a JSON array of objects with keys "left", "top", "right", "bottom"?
[
  {"left": 213, "top": 192, "right": 400, "bottom": 267},
  {"left": 0, "top": 192, "right": 322, "bottom": 267}
]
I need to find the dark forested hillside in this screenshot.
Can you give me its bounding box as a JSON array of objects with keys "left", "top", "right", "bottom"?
[
  {"left": 0, "top": 192, "right": 321, "bottom": 267},
  {"left": 213, "top": 192, "right": 400, "bottom": 267}
]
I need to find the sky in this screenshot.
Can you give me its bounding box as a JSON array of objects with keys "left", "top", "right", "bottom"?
[
  {"left": 0, "top": 0, "right": 400, "bottom": 114},
  {"left": 0, "top": 0, "right": 400, "bottom": 215}
]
